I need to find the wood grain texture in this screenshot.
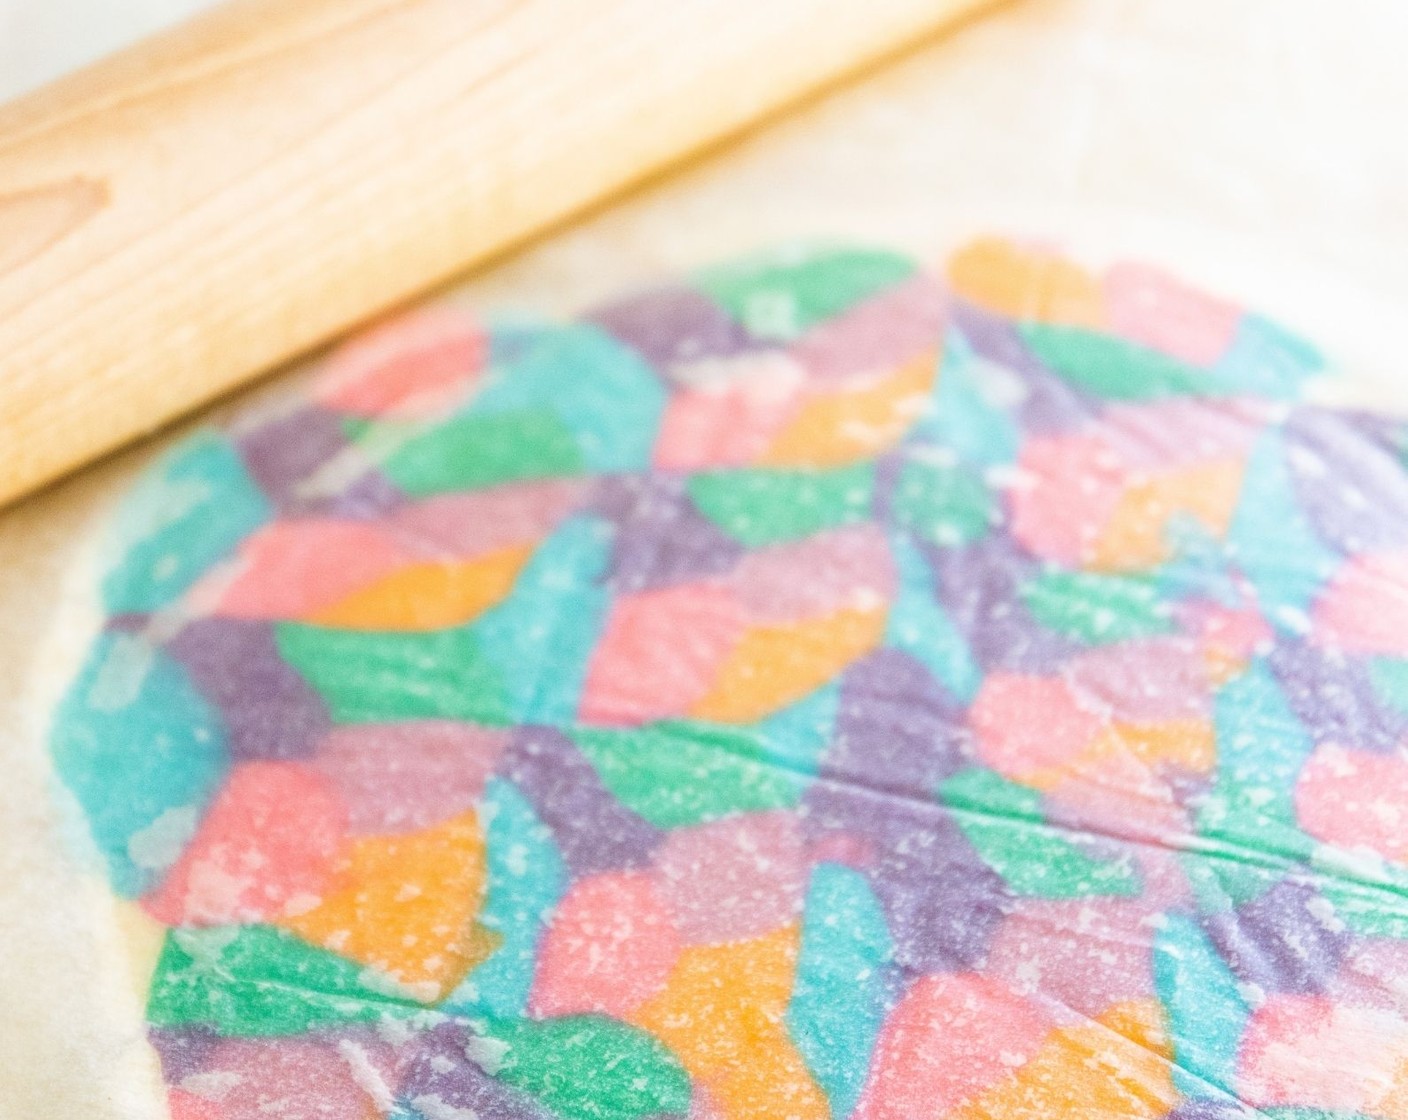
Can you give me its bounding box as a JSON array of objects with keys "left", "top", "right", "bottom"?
[{"left": 0, "top": 0, "right": 990, "bottom": 507}]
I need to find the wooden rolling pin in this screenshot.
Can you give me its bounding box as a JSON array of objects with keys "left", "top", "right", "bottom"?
[{"left": 0, "top": 0, "right": 992, "bottom": 508}]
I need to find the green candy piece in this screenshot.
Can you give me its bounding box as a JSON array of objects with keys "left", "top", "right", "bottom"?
[
  {"left": 147, "top": 925, "right": 415, "bottom": 1036},
  {"left": 1022, "top": 569, "right": 1172, "bottom": 645},
  {"left": 574, "top": 722, "right": 805, "bottom": 828},
  {"left": 941, "top": 768, "right": 1141, "bottom": 899},
  {"left": 688, "top": 464, "right": 874, "bottom": 547},
  {"left": 1020, "top": 323, "right": 1211, "bottom": 399},
  {"left": 697, "top": 246, "right": 914, "bottom": 340},
  {"left": 383, "top": 409, "right": 583, "bottom": 496},
  {"left": 275, "top": 622, "right": 510, "bottom": 725},
  {"left": 1312, "top": 858, "right": 1408, "bottom": 941},
  {"left": 487, "top": 1015, "right": 692, "bottom": 1120},
  {"left": 891, "top": 458, "right": 992, "bottom": 548}
]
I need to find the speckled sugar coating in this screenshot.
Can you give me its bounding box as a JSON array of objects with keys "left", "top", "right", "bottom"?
[{"left": 48, "top": 237, "right": 1408, "bottom": 1119}]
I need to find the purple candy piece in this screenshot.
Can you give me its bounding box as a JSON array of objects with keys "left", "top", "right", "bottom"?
[
  {"left": 1283, "top": 406, "right": 1408, "bottom": 554},
  {"left": 238, "top": 406, "right": 402, "bottom": 517},
  {"left": 1204, "top": 879, "right": 1349, "bottom": 995},
  {"left": 1269, "top": 639, "right": 1408, "bottom": 753},
  {"left": 804, "top": 779, "right": 1009, "bottom": 975},
  {"left": 1162, "top": 1102, "right": 1257, "bottom": 1120},
  {"left": 500, "top": 727, "right": 662, "bottom": 877},
  {"left": 587, "top": 286, "right": 761, "bottom": 377},
  {"left": 868, "top": 452, "right": 908, "bottom": 525},
  {"left": 147, "top": 1026, "right": 221, "bottom": 1082},
  {"left": 166, "top": 619, "right": 330, "bottom": 762},
  {"left": 591, "top": 474, "right": 745, "bottom": 593},
  {"left": 950, "top": 300, "right": 1098, "bottom": 435},
  {"left": 928, "top": 532, "right": 1078, "bottom": 673},
  {"left": 824, "top": 649, "right": 970, "bottom": 799},
  {"left": 399, "top": 1021, "right": 554, "bottom": 1120}
]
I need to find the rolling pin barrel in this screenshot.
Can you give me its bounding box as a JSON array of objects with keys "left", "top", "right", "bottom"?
[{"left": 0, "top": 0, "right": 986, "bottom": 507}]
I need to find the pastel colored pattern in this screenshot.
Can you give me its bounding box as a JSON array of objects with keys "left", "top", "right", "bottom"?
[{"left": 48, "top": 238, "right": 1408, "bottom": 1120}]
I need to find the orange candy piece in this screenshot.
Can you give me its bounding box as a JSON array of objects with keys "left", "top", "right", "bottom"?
[
  {"left": 631, "top": 925, "right": 828, "bottom": 1120},
  {"left": 948, "top": 237, "right": 1105, "bottom": 328},
  {"left": 689, "top": 606, "right": 886, "bottom": 724},
  {"left": 761, "top": 352, "right": 936, "bottom": 468},
  {"left": 1091, "top": 459, "right": 1245, "bottom": 571},
  {"left": 947, "top": 999, "right": 1176, "bottom": 1120},
  {"left": 306, "top": 544, "right": 533, "bottom": 630},
  {"left": 278, "top": 810, "right": 496, "bottom": 1001}
]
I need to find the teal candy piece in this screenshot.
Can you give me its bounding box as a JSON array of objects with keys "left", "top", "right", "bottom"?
[
  {"left": 484, "top": 1014, "right": 692, "bottom": 1120},
  {"left": 1369, "top": 657, "right": 1408, "bottom": 716},
  {"left": 50, "top": 631, "right": 228, "bottom": 897},
  {"left": 1211, "top": 313, "right": 1324, "bottom": 400},
  {"left": 1227, "top": 431, "right": 1338, "bottom": 627},
  {"left": 1022, "top": 569, "right": 1173, "bottom": 645},
  {"left": 147, "top": 924, "right": 417, "bottom": 1036},
  {"left": 102, "top": 431, "right": 271, "bottom": 614},
  {"left": 449, "top": 778, "right": 566, "bottom": 1019},
  {"left": 940, "top": 768, "right": 1141, "bottom": 899},
  {"left": 754, "top": 682, "right": 840, "bottom": 774},
  {"left": 470, "top": 323, "right": 666, "bottom": 472},
  {"left": 1019, "top": 323, "right": 1211, "bottom": 399},
  {"left": 697, "top": 246, "right": 915, "bottom": 341},
  {"left": 573, "top": 721, "right": 806, "bottom": 829},
  {"left": 275, "top": 622, "right": 510, "bottom": 725},
  {"left": 1182, "top": 854, "right": 1282, "bottom": 914},
  {"left": 1153, "top": 913, "right": 1250, "bottom": 1099},
  {"left": 474, "top": 516, "right": 612, "bottom": 724},
  {"left": 383, "top": 409, "right": 585, "bottom": 496},
  {"left": 886, "top": 533, "right": 979, "bottom": 702},
  {"left": 1198, "top": 660, "right": 1316, "bottom": 864},
  {"left": 687, "top": 463, "right": 874, "bottom": 547},
  {"left": 786, "top": 864, "right": 893, "bottom": 1120},
  {"left": 890, "top": 457, "right": 992, "bottom": 548},
  {"left": 925, "top": 327, "right": 1021, "bottom": 467}
]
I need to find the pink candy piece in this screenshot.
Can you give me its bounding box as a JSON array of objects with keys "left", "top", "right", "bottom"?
[
  {"left": 1044, "top": 753, "right": 1194, "bottom": 852},
  {"left": 217, "top": 520, "right": 411, "bottom": 620},
  {"left": 1067, "top": 638, "right": 1210, "bottom": 723},
  {"left": 530, "top": 871, "right": 682, "bottom": 1018},
  {"left": 316, "top": 306, "right": 486, "bottom": 418},
  {"left": 1103, "top": 262, "right": 1242, "bottom": 367},
  {"left": 985, "top": 898, "right": 1158, "bottom": 1020},
  {"left": 1333, "top": 938, "right": 1408, "bottom": 1013},
  {"left": 388, "top": 479, "right": 584, "bottom": 560},
  {"left": 1009, "top": 434, "right": 1127, "bottom": 566},
  {"left": 1239, "top": 994, "right": 1408, "bottom": 1113},
  {"left": 579, "top": 583, "right": 747, "bottom": 726},
  {"left": 1295, "top": 743, "right": 1408, "bottom": 863},
  {"left": 731, "top": 525, "right": 896, "bottom": 624},
  {"left": 313, "top": 722, "right": 507, "bottom": 835},
  {"left": 1098, "top": 397, "right": 1265, "bottom": 472},
  {"left": 654, "top": 352, "right": 805, "bottom": 471},
  {"left": 788, "top": 275, "right": 946, "bottom": 384},
  {"left": 652, "top": 811, "right": 806, "bottom": 944},
  {"left": 182, "top": 1037, "right": 395, "bottom": 1120},
  {"left": 854, "top": 972, "right": 1053, "bottom": 1120},
  {"left": 1176, "top": 598, "right": 1273, "bottom": 664},
  {"left": 1313, "top": 550, "right": 1408, "bottom": 655},
  {"left": 970, "top": 672, "right": 1102, "bottom": 781},
  {"left": 144, "top": 762, "right": 346, "bottom": 927},
  {"left": 167, "top": 1089, "right": 223, "bottom": 1120}
]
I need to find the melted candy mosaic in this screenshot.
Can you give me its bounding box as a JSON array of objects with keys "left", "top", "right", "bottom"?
[{"left": 50, "top": 237, "right": 1408, "bottom": 1119}]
